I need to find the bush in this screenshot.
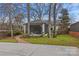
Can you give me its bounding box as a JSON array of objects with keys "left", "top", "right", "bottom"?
[
  {"left": 13, "top": 30, "right": 22, "bottom": 35},
  {"left": 0, "top": 31, "right": 9, "bottom": 37},
  {"left": 7, "top": 30, "right": 23, "bottom": 36},
  {"left": 0, "top": 30, "right": 23, "bottom": 37}
]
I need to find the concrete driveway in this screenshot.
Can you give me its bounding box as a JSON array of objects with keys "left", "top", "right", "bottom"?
[{"left": 0, "top": 43, "right": 79, "bottom": 56}]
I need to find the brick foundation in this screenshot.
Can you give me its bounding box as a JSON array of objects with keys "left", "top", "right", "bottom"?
[{"left": 69, "top": 31, "right": 79, "bottom": 37}]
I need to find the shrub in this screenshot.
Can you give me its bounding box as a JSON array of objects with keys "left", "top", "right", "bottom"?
[
  {"left": 13, "top": 30, "right": 22, "bottom": 35},
  {"left": 7, "top": 30, "right": 23, "bottom": 36}
]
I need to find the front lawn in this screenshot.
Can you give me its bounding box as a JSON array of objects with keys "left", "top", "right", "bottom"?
[
  {"left": 0, "top": 37, "right": 17, "bottom": 43},
  {"left": 23, "top": 35, "right": 79, "bottom": 47}
]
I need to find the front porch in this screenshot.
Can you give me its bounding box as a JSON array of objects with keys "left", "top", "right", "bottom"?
[
  {"left": 30, "top": 23, "right": 46, "bottom": 36},
  {"left": 23, "top": 23, "right": 48, "bottom": 36}
]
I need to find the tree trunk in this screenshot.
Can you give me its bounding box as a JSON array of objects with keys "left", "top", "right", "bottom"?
[
  {"left": 48, "top": 4, "right": 52, "bottom": 38},
  {"left": 53, "top": 3, "right": 57, "bottom": 38},
  {"left": 9, "top": 13, "right": 13, "bottom": 38},
  {"left": 27, "top": 3, "right": 30, "bottom": 36},
  {"left": 10, "top": 24, "right": 13, "bottom": 38}
]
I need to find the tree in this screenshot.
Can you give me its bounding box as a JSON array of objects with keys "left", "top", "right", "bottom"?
[
  {"left": 0, "top": 4, "right": 21, "bottom": 37},
  {"left": 58, "top": 8, "right": 70, "bottom": 34},
  {"left": 27, "top": 3, "right": 30, "bottom": 36},
  {"left": 0, "top": 3, "right": 29, "bottom": 37},
  {"left": 14, "top": 13, "right": 24, "bottom": 32},
  {"left": 48, "top": 3, "right": 52, "bottom": 38},
  {"left": 51, "top": 3, "right": 62, "bottom": 38},
  {"left": 0, "top": 4, "right": 16, "bottom": 37},
  {"left": 31, "top": 4, "right": 48, "bottom": 21},
  {"left": 0, "top": 15, "right": 6, "bottom": 30},
  {"left": 53, "top": 3, "right": 57, "bottom": 38}
]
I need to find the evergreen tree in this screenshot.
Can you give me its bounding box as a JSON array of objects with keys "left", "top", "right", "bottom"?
[{"left": 58, "top": 8, "right": 70, "bottom": 34}]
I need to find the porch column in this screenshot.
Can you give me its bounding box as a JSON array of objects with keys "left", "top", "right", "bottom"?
[
  {"left": 42, "top": 23, "right": 45, "bottom": 36},
  {"left": 23, "top": 25, "right": 26, "bottom": 35}
]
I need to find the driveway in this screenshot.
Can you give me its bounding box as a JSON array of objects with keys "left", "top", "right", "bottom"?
[{"left": 0, "top": 43, "right": 79, "bottom": 56}]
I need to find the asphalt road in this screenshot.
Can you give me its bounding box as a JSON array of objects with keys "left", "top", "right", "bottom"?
[{"left": 0, "top": 43, "right": 79, "bottom": 56}]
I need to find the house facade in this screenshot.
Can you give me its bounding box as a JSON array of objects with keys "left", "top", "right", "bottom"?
[{"left": 23, "top": 20, "right": 59, "bottom": 36}]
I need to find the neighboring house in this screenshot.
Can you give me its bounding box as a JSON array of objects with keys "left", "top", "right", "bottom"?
[
  {"left": 0, "top": 23, "right": 10, "bottom": 31},
  {"left": 0, "top": 23, "right": 9, "bottom": 37},
  {"left": 23, "top": 20, "right": 59, "bottom": 36},
  {"left": 69, "top": 22, "right": 79, "bottom": 37}
]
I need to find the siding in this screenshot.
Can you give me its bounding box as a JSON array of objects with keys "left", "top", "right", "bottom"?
[
  {"left": 69, "top": 22, "right": 79, "bottom": 37},
  {"left": 70, "top": 22, "right": 79, "bottom": 32}
]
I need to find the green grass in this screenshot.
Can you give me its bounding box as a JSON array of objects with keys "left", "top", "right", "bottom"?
[
  {"left": 0, "top": 38, "right": 17, "bottom": 43},
  {"left": 23, "top": 35, "right": 79, "bottom": 47}
]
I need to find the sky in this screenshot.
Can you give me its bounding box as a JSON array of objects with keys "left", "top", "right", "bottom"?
[
  {"left": 24, "top": 3, "right": 79, "bottom": 23},
  {"left": 0, "top": 3, "right": 79, "bottom": 23},
  {"left": 63, "top": 3, "right": 79, "bottom": 23}
]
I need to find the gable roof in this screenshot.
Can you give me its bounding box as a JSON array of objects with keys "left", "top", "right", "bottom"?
[
  {"left": 71, "top": 22, "right": 79, "bottom": 26},
  {"left": 30, "top": 20, "right": 48, "bottom": 25},
  {"left": 24, "top": 20, "right": 59, "bottom": 25}
]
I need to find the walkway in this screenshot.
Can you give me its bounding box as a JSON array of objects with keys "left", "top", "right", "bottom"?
[
  {"left": 15, "top": 35, "right": 26, "bottom": 43},
  {"left": 0, "top": 43, "right": 79, "bottom": 56}
]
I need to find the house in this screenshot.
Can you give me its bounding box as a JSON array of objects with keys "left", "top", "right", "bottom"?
[
  {"left": 23, "top": 20, "right": 59, "bottom": 36},
  {"left": 69, "top": 22, "right": 79, "bottom": 37}
]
